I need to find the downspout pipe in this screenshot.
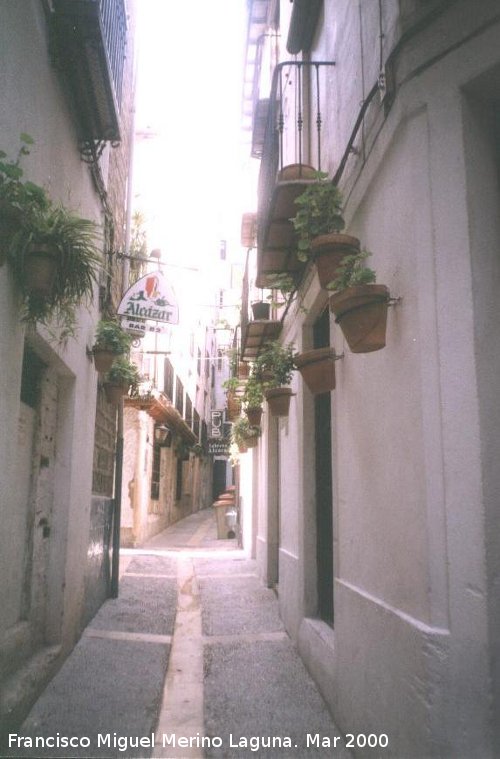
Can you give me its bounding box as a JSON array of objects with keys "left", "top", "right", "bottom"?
[{"left": 110, "top": 51, "right": 138, "bottom": 598}]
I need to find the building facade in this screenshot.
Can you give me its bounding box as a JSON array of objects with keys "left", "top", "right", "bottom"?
[
  {"left": 240, "top": 1, "right": 500, "bottom": 756},
  {"left": 0, "top": 0, "right": 136, "bottom": 738}
]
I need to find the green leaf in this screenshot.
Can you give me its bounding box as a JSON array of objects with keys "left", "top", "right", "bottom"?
[{"left": 20, "top": 133, "right": 34, "bottom": 145}]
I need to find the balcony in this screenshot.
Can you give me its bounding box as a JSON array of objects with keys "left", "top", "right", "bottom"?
[
  {"left": 50, "top": 0, "right": 127, "bottom": 143},
  {"left": 256, "top": 61, "right": 335, "bottom": 287}
]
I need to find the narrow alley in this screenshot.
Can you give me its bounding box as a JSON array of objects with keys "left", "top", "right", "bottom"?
[{"left": 4, "top": 509, "right": 350, "bottom": 759}]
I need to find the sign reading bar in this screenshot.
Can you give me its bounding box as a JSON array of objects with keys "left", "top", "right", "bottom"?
[{"left": 117, "top": 271, "right": 179, "bottom": 325}]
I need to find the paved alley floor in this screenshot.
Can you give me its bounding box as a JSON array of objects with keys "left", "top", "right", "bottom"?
[{"left": 5, "top": 509, "right": 350, "bottom": 759}]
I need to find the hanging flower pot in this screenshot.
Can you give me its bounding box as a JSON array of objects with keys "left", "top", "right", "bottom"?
[
  {"left": 245, "top": 435, "right": 259, "bottom": 448},
  {"left": 311, "top": 234, "right": 360, "bottom": 290},
  {"left": 245, "top": 406, "right": 263, "bottom": 426},
  {"left": 92, "top": 320, "right": 132, "bottom": 373},
  {"left": 295, "top": 347, "right": 337, "bottom": 394},
  {"left": 237, "top": 442, "right": 248, "bottom": 454},
  {"left": 329, "top": 284, "right": 390, "bottom": 353},
  {"left": 238, "top": 361, "right": 250, "bottom": 379},
  {"left": 264, "top": 387, "right": 294, "bottom": 417},
  {"left": 93, "top": 349, "right": 118, "bottom": 373},
  {"left": 226, "top": 390, "right": 242, "bottom": 421},
  {"left": 24, "top": 243, "right": 58, "bottom": 297},
  {"left": 251, "top": 301, "right": 271, "bottom": 320},
  {"left": 103, "top": 382, "right": 130, "bottom": 406}
]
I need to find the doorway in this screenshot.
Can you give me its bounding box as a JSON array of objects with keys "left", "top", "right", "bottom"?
[
  {"left": 212, "top": 459, "right": 227, "bottom": 500},
  {"left": 313, "top": 308, "right": 334, "bottom": 625}
]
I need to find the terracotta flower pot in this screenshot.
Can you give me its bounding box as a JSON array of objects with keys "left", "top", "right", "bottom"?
[
  {"left": 24, "top": 243, "right": 58, "bottom": 297},
  {"left": 329, "top": 284, "right": 390, "bottom": 353},
  {"left": 238, "top": 362, "right": 250, "bottom": 379},
  {"left": 311, "top": 233, "right": 360, "bottom": 290},
  {"left": 264, "top": 387, "right": 294, "bottom": 417},
  {"left": 226, "top": 391, "right": 242, "bottom": 421},
  {"left": 251, "top": 301, "right": 270, "bottom": 320},
  {"left": 237, "top": 443, "right": 248, "bottom": 454},
  {"left": 104, "top": 382, "right": 130, "bottom": 406},
  {"left": 295, "top": 347, "right": 336, "bottom": 394},
  {"left": 93, "top": 348, "right": 118, "bottom": 373},
  {"left": 245, "top": 406, "right": 263, "bottom": 426}
]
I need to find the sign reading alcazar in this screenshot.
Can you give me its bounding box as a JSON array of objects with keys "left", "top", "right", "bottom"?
[{"left": 117, "top": 271, "right": 179, "bottom": 334}]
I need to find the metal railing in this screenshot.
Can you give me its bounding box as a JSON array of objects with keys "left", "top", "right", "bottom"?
[
  {"left": 257, "top": 61, "right": 335, "bottom": 251},
  {"left": 99, "top": 0, "right": 127, "bottom": 108}
]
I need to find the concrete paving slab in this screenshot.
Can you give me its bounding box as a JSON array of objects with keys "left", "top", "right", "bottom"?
[
  {"left": 203, "top": 639, "right": 350, "bottom": 759},
  {"left": 6, "top": 637, "right": 170, "bottom": 759},
  {"left": 193, "top": 558, "right": 258, "bottom": 576},
  {"left": 199, "top": 576, "right": 284, "bottom": 637},
  {"left": 125, "top": 555, "right": 177, "bottom": 576},
  {"left": 89, "top": 575, "right": 177, "bottom": 635}
]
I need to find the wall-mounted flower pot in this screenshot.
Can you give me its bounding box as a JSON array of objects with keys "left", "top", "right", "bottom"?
[
  {"left": 93, "top": 348, "right": 118, "bottom": 373},
  {"left": 311, "top": 233, "right": 360, "bottom": 290},
  {"left": 226, "top": 391, "right": 242, "bottom": 421},
  {"left": 238, "top": 361, "right": 250, "bottom": 379},
  {"left": 264, "top": 387, "right": 294, "bottom": 417},
  {"left": 237, "top": 442, "right": 248, "bottom": 454},
  {"left": 295, "top": 347, "right": 337, "bottom": 394},
  {"left": 24, "top": 243, "right": 58, "bottom": 297},
  {"left": 251, "top": 301, "right": 270, "bottom": 320},
  {"left": 103, "top": 382, "right": 130, "bottom": 406},
  {"left": 329, "top": 284, "right": 390, "bottom": 353},
  {"left": 245, "top": 406, "right": 263, "bottom": 427}
]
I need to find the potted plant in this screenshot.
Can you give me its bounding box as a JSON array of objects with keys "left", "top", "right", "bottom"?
[
  {"left": 223, "top": 376, "right": 243, "bottom": 421},
  {"left": 328, "top": 250, "right": 390, "bottom": 353},
  {"left": 292, "top": 172, "right": 360, "bottom": 290},
  {"left": 2, "top": 136, "right": 101, "bottom": 342},
  {"left": 0, "top": 134, "right": 49, "bottom": 265},
  {"left": 244, "top": 423, "right": 262, "bottom": 448},
  {"left": 251, "top": 298, "right": 271, "bottom": 320},
  {"left": 254, "top": 341, "right": 296, "bottom": 417},
  {"left": 294, "top": 346, "right": 338, "bottom": 394},
  {"left": 231, "top": 416, "right": 260, "bottom": 451},
  {"left": 103, "top": 356, "right": 140, "bottom": 405},
  {"left": 242, "top": 374, "right": 264, "bottom": 426},
  {"left": 92, "top": 319, "right": 132, "bottom": 373}
]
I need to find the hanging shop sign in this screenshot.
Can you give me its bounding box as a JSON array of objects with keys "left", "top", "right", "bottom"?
[
  {"left": 208, "top": 438, "right": 230, "bottom": 456},
  {"left": 117, "top": 271, "right": 179, "bottom": 326},
  {"left": 119, "top": 317, "right": 169, "bottom": 337},
  {"left": 210, "top": 410, "right": 224, "bottom": 438}
]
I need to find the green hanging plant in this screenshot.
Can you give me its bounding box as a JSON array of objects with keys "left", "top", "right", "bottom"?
[
  {"left": 1, "top": 135, "right": 102, "bottom": 342},
  {"left": 326, "top": 249, "right": 376, "bottom": 292},
  {"left": 291, "top": 172, "right": 345, "bottom": 262}
]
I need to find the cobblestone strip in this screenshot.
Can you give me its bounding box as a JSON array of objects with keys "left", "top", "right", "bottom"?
[{"left": 152, "top": 556, "right": 205, "bottom": 759}]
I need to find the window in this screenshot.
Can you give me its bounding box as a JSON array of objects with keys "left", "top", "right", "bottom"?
[
  {"left": 151, "top": 442, "right": 161, "bottom": 500},
  {"left": 205, "top": 350, "right": 210, "bottom": 378},
  {"left": 197, "top": 348, "right": 202, "bottom": 376},
  {"left": 217, "top": 349, "right": 223, "bottom": 371},
  {"left": 185, "top": 396, "right": 193, "bottom": 427},
  {"left": 175, "top": 456, "right": 183, "bottom": 501},
  {"left": 175, "top": 377, "right": 184, "bottom": 415},
  {"left": 220, "top": 240, "right": 227, "bottom": 260},
  {"left": 164, "top": 358, "right": 174, "bottom": 400}
]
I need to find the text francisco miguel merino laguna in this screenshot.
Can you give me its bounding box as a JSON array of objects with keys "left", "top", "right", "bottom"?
[{"left": 8, "top": 732, "right": 343, "bottom": 752}]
